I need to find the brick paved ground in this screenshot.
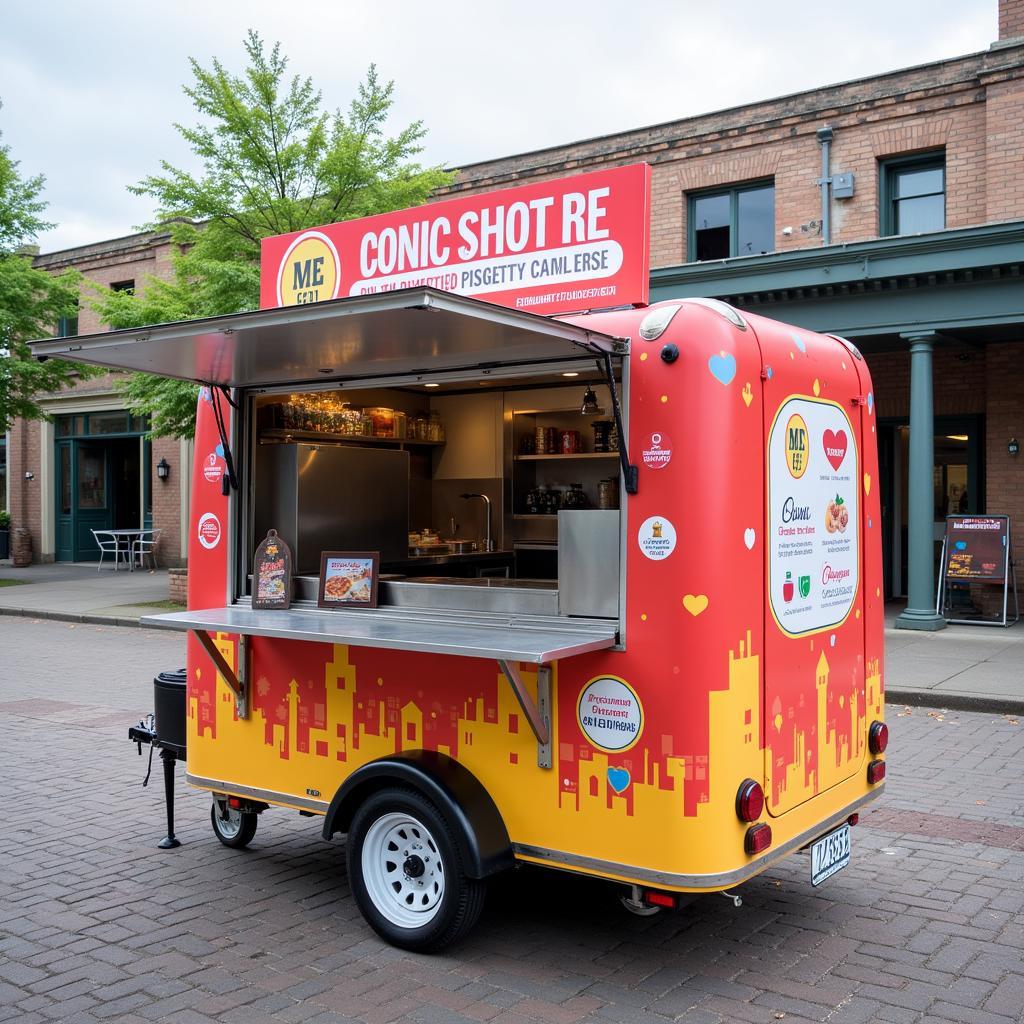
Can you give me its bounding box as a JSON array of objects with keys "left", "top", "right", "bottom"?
[{"left": 1, "top": 616, "right": 1022, "bottom": 1024}]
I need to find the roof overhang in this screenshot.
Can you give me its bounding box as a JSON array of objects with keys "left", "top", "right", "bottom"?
[{"left": 30, "top": 287, "right": 626, "bottom": 389}]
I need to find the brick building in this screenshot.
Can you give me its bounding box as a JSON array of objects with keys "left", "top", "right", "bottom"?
[
  {"left": 4, "top": 230, "right": 192, "bottom": 567},
  {"left": 5, "top": 0, "right": 1022, "bottom": 627},
  {"left": 431, "top": 0, "right": 1024, "bottom": 628}
]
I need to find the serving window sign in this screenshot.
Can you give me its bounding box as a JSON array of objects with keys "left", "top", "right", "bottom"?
[
  {"left": 768, "top": 397, "right": 859, "bottom": 637},
  {"left": 260, "top": 164, "right": 651, "bottom": 316}
]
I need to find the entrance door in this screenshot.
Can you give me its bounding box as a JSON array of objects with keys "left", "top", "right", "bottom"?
[
  {"left": 879, "top": 416, "right": 982, "bottom": 597},
  {"left": 74, "top": 444, "right": 110, "bottom": 560},
  {"left": 56, "top": 441, "right": 73, "bottom": 561}
]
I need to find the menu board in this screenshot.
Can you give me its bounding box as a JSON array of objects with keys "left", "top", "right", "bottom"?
[
  {"left": 943, "top": 516, "right": 1009, "bottom": 581},
  {"left": 768, "top": 397, "right": 859, "bottom": 637},
  {"left": 252, "top": 529, "right": 292, "bottom": 610},
  {"left": 318, "top": 551, "right": 379, "bottom": 609}
]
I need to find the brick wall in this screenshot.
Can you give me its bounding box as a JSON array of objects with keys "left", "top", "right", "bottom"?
[
  {"left": 438, "top": 45, "right": 1024, "bottom": 270},
  {"left": 1001, "top": 0, "right": 1024, "bottom": 40},
  {"left": 151, "top": 438, "right": 184, "bottom": 567},
  {"left": 984, "top": 342, "right": 1024, "bottom": 592},
  {"left": 7, "top": 419, "right": 43, "bottom": 561}
]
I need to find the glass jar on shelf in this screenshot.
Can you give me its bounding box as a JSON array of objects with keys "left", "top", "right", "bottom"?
[{"left": 428, "top": 411, "right": 444, "bottom": 442}]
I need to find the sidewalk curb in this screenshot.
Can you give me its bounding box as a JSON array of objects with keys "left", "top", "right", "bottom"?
[
  {"left": 0, "top": 606, "right": 143, "bottom": 629},
  {"left": 886, "top": 688, "right": 1024, "bottom": 716}
]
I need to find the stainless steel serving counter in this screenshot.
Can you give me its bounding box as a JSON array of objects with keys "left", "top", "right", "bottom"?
[{"left": 141, "top": 604, "right": 616, "bottom": 664}]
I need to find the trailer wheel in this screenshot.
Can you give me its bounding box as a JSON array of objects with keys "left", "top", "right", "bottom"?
[
  {"left": 210, "top": 801, "right": 258, "bottom": 849},
  {"left": 347, "top": 787, "right": 486, "bottom": 952}
]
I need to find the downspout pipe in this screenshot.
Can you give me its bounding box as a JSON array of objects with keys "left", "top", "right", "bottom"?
[{"left": 816, "top": 125, "right": 834, "bottom": 246}]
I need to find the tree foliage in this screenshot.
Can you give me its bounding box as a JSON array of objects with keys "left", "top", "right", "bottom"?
[
  {"left": 92, "top": 31, "right": 454, "bottom": 438},
  {"left": 0, "top": 121, "right": 93, "bottom": 432}
]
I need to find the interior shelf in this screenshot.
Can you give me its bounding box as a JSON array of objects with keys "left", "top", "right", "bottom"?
[
  {"left": 260, "top": 428, "right": 445, "bottom": 448},
  {"left": 514, "top": 453, "right": 617, "bottom": 461}
]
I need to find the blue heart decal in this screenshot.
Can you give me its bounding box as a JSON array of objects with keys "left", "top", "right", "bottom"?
[
  {"left": 791, "top": 333, "right": 806, "bottom": 353},
  {"left": 955, "top": 541, "right": 967, "bottom": 550},
  {"left": 708, "top": 352, "right": 737, "bottom": 386},
  {"left": 607, "top": 767, "right": 631, "bottom": 794},
  {"left": 215, "top": 443, "right": 225, "bottom": 458},
  {"left": 867, "top": 391, "right": 874, "bottom": 413},
  {"left": 765, "top": 366, "right": 774, "bottom": 380}
]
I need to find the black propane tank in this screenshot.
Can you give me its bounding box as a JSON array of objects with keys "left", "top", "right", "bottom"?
[{"left": 153, "top": 669, "right": 187, "bottom": 757}]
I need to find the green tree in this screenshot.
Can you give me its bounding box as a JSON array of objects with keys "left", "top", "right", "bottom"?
[
  {"left": 0, "top": 121, "right": 93, "bottom": 432},
  {"left": 93, "top": 31, "right": 454, "bottom": 439}
]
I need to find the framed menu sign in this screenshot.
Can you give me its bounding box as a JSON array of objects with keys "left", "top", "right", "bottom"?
[
  {"left": 318, "top": 551, "right": 379, "bottom": 609},
  {"left": 937, "top": 515, "right": 1018, "bottom": 627},
  {"left": 943, "top": 516, "right": 1009, "bottom": 581},
  {"left": 253, "top": 529, "right": 293, "bottom": 610}
]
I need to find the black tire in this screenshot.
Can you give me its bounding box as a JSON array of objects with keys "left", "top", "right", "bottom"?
[
  {"left": 210, "top": 802, "right": 258, "bottom": 849},
  {"left": 346, "top": 786, "right": 486, "bottom": 952}
]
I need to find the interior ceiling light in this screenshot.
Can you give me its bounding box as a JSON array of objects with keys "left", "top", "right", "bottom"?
[
  {"left": 580, "top": 386, "right": 604, "bottom": 416},
  {"left": 562, "top": 371, "right": 580, "bottom": 377},
  {"left": 424, "top": 382, "right": 439, "bottom": 388}
]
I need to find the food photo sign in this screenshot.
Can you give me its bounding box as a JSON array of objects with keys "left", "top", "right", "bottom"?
[
  {"left": 252, "top": 528, "right": 293, "bottom": 610},
  {"left": 317, "top": 552, "right": 379, "bottom": 609}
]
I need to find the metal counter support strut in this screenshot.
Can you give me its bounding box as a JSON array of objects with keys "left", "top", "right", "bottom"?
[
  {"left": 193, "top": 630, "right": 250, "bottom": 719},
  {"left": 497, "top": 661, "right": 552, "bottom": 768}
]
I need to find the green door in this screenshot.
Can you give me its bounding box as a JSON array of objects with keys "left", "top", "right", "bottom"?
[
  {"left": 56, "top": 441, "right": 73, "bottom": 561},
  {"left": 74, "top": 444, "right": 111, "bottom": 560}
]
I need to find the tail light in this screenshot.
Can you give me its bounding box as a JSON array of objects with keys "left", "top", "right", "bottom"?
[
  {"left": 869, "top": 721, "right": 888, "bottom": 754},
  {"left": 736, "top": 779, "right": 765, "bottom": 822},
  {"left": 642, "top": 890, "right": 677, "bottom": 909},
  {"left": 744, "top": 823, "right": 772, "bottom": 855},
  {"left": 847, "top": 813, "right": 859, "bottom": 826},
  {"left": 227, "top": 796, "right": 243, "bottom": 810},
  {"left": 867, "top": 760, "right": 886, "bottom": 784}
]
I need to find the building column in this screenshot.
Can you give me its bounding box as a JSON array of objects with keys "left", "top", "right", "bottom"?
[{"left": 895, "top": 331, "right": 946, "bottom": 631}]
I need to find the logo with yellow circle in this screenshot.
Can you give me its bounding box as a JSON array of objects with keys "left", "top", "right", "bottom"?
[
  {"left": 276, "top": 231, "right": 340, "bottom": 307},
  {"left": 785, "top": 413, "right": 809, "bottom": 478}
]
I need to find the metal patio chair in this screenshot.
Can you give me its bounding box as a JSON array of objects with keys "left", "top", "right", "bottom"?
[
  {"left": 93, "top": 529, "right": 130, "bottom": 571},
  {"left": 132, "top": 529, "right": 162, "bottom": 571}
]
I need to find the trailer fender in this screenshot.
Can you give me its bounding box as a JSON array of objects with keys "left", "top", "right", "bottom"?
[{"left": 322, "top": 750, "right": 514, "bottom": 879}]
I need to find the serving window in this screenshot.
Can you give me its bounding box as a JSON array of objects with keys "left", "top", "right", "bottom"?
[{"left": 242, "top": 359, "right": 626, "bottom": 623}]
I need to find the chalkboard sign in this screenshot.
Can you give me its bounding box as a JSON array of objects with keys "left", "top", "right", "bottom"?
[
  {"left": 943, "top": 516, "right": 1009, "bottom": 582},
  {"left": 253, "top": 529, "right": 293, "bottom": 610}
]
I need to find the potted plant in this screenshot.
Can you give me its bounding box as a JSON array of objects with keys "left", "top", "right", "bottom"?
[{"left": 0, "top": 511, "right": 10, "bottom": 560}]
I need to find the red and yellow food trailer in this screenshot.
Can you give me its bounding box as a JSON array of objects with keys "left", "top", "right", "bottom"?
[{"left": 33, "top": 166, "right": 886, "bottom": 951}]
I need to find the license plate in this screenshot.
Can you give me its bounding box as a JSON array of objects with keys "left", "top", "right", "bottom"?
[{"left": 810, "top": 823, "right": 851, "bottom": 886}]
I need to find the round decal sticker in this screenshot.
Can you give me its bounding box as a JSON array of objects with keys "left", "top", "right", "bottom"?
[
  {"left": 197, "top": 512, "right": 221, "bottom": 550},
  {"left": 202, "top": 452, "right": 223, "bottom": 484},
  {"left": 638, "top": 515, "right": 676, "bottom": 560},
  {"left": 784, "top": 413, "right": 809, "bottom": 479},
  {"left": 577, "top": 676, "right": 643, "bottom": 752},
  {"left": 276, "top": 230, "right": 341, "bottom": 306},
  {"left": 641, "top": 432, "right": 673, "bottom": 470}
]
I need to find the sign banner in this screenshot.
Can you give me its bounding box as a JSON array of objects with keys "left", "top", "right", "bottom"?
[
  {"left": 942, "top": 515, "right": 1009, "bottom": 581},
  {"left": 260, "top": 164, "right": 651, "bottom": 316}
]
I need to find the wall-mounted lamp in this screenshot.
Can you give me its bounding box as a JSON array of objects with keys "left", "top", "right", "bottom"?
[
  {"left": 156, "top": 458, "right": 171, "bottom": 481},
  {"left": 24, "top": 471, "right": 34, "bottom": 481},
  {"left": 1009, "top": 438, "right": 1020, "bottom": 457}
]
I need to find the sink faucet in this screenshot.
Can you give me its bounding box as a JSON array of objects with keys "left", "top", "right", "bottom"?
[{"left": 460, "top": 493, "right": 494, "bottom": 552}]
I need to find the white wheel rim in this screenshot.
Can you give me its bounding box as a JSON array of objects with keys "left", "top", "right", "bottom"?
[
  {"left": 215, "top": 804, "right": 243, "bottom": 838},
  {"left": 361, "top": 812, "right": 445, "bottom": 928}
]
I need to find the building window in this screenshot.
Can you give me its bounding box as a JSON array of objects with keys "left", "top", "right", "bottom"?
[
  {"left": 110, "top": 279, "right": 135, "bottom": 294},
  {"left": 881, "top": 153, "right": 945, "bottom": 236},
  {"left": 689, "top": 182, "right": 775, "bottom": 261},
  {"left": 57, "top": 313, "right": 79, "bottom": 338}
]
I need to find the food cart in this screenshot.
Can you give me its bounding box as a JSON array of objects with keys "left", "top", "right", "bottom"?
[{"left": 32, "top": 166, "right": 886, "bottom": 951}]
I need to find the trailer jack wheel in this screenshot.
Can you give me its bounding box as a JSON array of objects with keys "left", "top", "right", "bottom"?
[
  {"left": 347, "top": 787, "right": 486, "bottom": 952},
  {"left": 211, "top": 800, "right": 258, "bottom": 849},
  {"left": 619, "top": 885, "right": 663, "bottom": 916}
]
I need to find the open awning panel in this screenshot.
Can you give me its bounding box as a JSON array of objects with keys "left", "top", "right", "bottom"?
[{"left": 30, "top": 287, "right": 624, "bottom": 389}]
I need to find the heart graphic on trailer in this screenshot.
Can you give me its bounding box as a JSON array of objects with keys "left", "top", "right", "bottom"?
[
  {"left": 683, "top": 594, "right": 709, "bottom": 616},
  {"left": 708, "top": 351, "right": 737, "bottom": 386},
  {"left": 607, "top": 767, "right": 631, "bottom": 794},
  {"left": 822, "top": 429, "right": 848, "bottom": 471},
  {"left": 744, "top": 528, "right": 756, "bottom": 550}
]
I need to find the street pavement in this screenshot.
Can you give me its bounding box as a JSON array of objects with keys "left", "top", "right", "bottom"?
[{"left": 1, "top": 616, "right": 1023, "bottom": 1024}]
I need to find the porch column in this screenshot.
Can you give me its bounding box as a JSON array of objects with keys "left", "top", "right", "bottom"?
[{"left": 895, "top": 331, "right": 946, "bottom": 631}]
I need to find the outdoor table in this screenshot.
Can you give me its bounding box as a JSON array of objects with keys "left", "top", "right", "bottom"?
[{"left": 101, "top": 529, "right": 148, "bottom": 572}]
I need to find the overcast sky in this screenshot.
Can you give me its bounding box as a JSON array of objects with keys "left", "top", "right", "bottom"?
[{"left": 0, "top": 0, "right": 996, "bottom": 253}]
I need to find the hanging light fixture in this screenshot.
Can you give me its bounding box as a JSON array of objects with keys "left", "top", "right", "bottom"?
[{"left": 580, "top": 386, "right": 604, "bottom": 416}]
